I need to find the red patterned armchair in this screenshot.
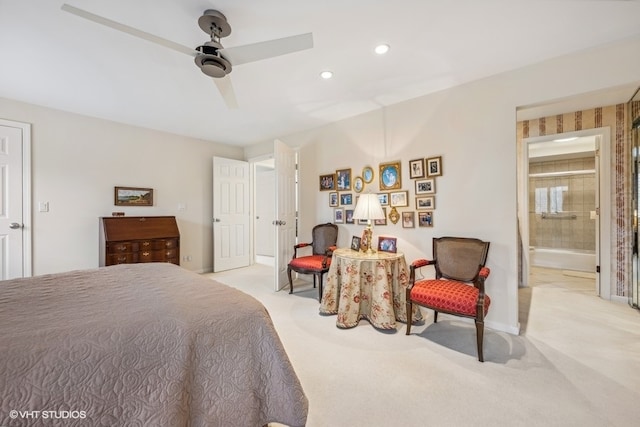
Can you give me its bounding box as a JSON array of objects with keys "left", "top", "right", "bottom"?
[
  {"left": 406, "top": 237, "right": 491, "bottom": 362},
  {"left": 287, "top": 223, "right": 338, "bottom": 301}
]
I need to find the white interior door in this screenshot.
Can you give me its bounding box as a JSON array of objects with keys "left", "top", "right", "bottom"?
[
  {"left": 594, "top": 135, "right": 603, "bottom": 297},
  {"left": 213, "top": 156, "right": 250, "bottom": 272},
  {"left": 274, "top": 140, "right": 297, "bottom": 291},
  {"left": 0, "top": 120, "right": 30, "bottom": 279}
]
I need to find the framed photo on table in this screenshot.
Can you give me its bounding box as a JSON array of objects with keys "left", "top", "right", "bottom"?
[
  {"left": 351, "top": 236, "right": 361, "bottom": 251},
  {"left": 377, "top": 236, "right": 397, "bottom": 253}
]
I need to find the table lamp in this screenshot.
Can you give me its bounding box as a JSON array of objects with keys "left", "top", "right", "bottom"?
[{"left": 352, "top": 193, "right": 385, "bottom": 253}]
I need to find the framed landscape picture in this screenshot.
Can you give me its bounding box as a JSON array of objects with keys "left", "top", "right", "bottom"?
[{"left": 115, "top": 186, "right": 153, "bottom": 206}]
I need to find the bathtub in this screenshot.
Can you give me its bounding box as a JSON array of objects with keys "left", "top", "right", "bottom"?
[{"left": 529, "top": 247, "right": 596, "bottom": 272}]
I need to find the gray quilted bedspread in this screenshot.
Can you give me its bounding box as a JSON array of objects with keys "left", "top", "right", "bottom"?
[{"left": 0, "top": 263, "right": 308, "bottom": 426}]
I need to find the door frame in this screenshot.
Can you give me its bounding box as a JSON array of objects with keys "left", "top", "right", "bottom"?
[
  {"left": 0, "top": 119, "right": 32, "bottom": 277},
  {"left": 520, "top": 127, "right": 611, "bottom": 299},
  {"left": 249, "top": 153, "right": 276, "bottom": 266}
]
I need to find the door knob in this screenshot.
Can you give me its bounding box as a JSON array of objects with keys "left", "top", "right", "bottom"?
[
  {"left": 213, "top": 218, "right": 221, "bottom": 222},
  {"left": 9, "top": 222, "right": 22, "bottom": 229}
]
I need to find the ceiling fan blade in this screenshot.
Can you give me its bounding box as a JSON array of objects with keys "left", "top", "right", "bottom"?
[
  {"left": 61, "top": 4, "right": 197, "bottom": 57},
  {"left": 220, "top": 33, "right": 313, "bottom": 66},
  {"left": 214, "top": 77, "right": 239, "bottom": 109}
]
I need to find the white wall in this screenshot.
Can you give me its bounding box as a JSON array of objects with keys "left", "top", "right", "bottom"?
[
  {"left": 0, "top": 97, "right": 243, "bottom": 275},
  {"left": 264, "top": 35, "right": 640, "bottom": 335}
]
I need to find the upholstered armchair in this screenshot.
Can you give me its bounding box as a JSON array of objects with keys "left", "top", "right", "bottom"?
[
  {"left": 405, "top": 236, "right": 491, "bottom": 361},
  {"left": 287, "top": 223, "right": 338, "bottom": 301}
]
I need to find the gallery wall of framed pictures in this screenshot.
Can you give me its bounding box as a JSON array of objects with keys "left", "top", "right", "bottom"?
[{"left": 319, "top": 155, "right": 443, "bottom": 232}]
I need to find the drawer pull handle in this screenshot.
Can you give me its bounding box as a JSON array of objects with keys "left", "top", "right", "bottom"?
[{"left": 142, "top": 252, "right": 150, "bottom": 256}]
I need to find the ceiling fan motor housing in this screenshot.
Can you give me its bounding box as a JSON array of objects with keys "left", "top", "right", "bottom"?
[{"left": 195, "top": 41, "right": 232, "bottom": 78}]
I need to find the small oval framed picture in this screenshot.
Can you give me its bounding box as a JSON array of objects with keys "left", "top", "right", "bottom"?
[
  {"left": 353, "top": 176, "right": 364, "bottom": 193},
  {"left": 362, "top": 166, "right": 374, "bottom": 183}
]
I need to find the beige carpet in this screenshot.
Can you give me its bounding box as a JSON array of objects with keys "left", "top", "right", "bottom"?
[{"left": 207, "top": 265, "right": 640, "bottom": 427}]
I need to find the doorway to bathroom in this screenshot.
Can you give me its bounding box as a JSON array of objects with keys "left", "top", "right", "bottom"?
[{"left": 522, "top": 128, "right": 611, "bottom": 298}]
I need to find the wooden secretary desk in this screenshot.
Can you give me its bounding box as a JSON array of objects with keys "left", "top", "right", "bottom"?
[{"left": 99, "top": 216, "right": 180, "bottom": 266}]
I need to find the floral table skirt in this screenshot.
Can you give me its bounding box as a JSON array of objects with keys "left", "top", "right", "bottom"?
[{"left": 319, "top": 248, "right": 423, "bottom": 329}]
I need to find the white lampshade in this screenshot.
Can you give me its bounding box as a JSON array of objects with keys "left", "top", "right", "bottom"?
[{"left": 353, "top": 193, "right": 385, "bottom": 221}]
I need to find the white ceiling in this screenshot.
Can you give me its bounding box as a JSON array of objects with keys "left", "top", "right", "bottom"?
[{"left": 1, "top": 0, "right": 640, "bottom": 147}]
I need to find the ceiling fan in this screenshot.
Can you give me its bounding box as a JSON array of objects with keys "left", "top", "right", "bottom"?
[{"left": 61, "top": 4, "right": 314, "bottom": 109}]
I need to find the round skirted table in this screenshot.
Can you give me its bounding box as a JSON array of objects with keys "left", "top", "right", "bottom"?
[{"left": 319, "top": 248, "right": 423, "bottom": 330}]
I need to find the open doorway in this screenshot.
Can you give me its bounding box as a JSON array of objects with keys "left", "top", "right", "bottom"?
[
  {"left": 521, "top": 128, "right": 611, "bottom": 298},
  {"left": 253, "top": 158, "right": 276, "bottom": 266}
]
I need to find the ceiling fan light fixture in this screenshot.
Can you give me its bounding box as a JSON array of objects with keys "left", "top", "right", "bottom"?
[
  {"left": 374, "top": 44, "right": 390, "bottom": 55},
  {"left": 195, "top": 54, "right": 232, "bottom": 78},
  {"left": 320, "top": 70, "right": 333, "bottom": 79}
]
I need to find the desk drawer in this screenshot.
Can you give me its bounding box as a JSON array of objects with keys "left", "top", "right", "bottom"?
[
  {"left": 106, "top": 242, "right": 139, "bottom": 254},
  {"left": 107, "top": 253, "right": 139, "bottom": 265}
]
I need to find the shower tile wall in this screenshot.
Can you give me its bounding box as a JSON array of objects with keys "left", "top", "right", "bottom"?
[{"left": 529, "top": 157, "right": 596, "bottom": 251}]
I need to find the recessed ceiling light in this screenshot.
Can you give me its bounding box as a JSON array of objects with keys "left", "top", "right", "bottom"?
[
  {"left": 374, "top": 44, "right": 390, "bottom": 55},
  {"left": 320, "top": 70, "right": 333, "bottom": 79}
]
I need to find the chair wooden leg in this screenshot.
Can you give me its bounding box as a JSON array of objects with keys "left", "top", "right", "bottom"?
[
  {"left": 475, "top": 320, "right": 485, "bottom": 362},
  {"left": 434, "top": 311, "right": 439, "bottom": 323},
  {"left": 313, "top": 275, "right": 317, "bottom": 288},
  {"left": 288, "top": 268, "right": 294, "bottom": 294},
  {"left": 318, "top": 274, "right": 323, "bottom": 302},
  {"left": 405, "top": 300, "right": 413, "bottom": 335}
]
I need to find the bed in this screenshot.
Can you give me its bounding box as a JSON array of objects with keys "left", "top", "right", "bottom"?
[{"left": 0, "top": 263, "right": 308, "bottom": 426}]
